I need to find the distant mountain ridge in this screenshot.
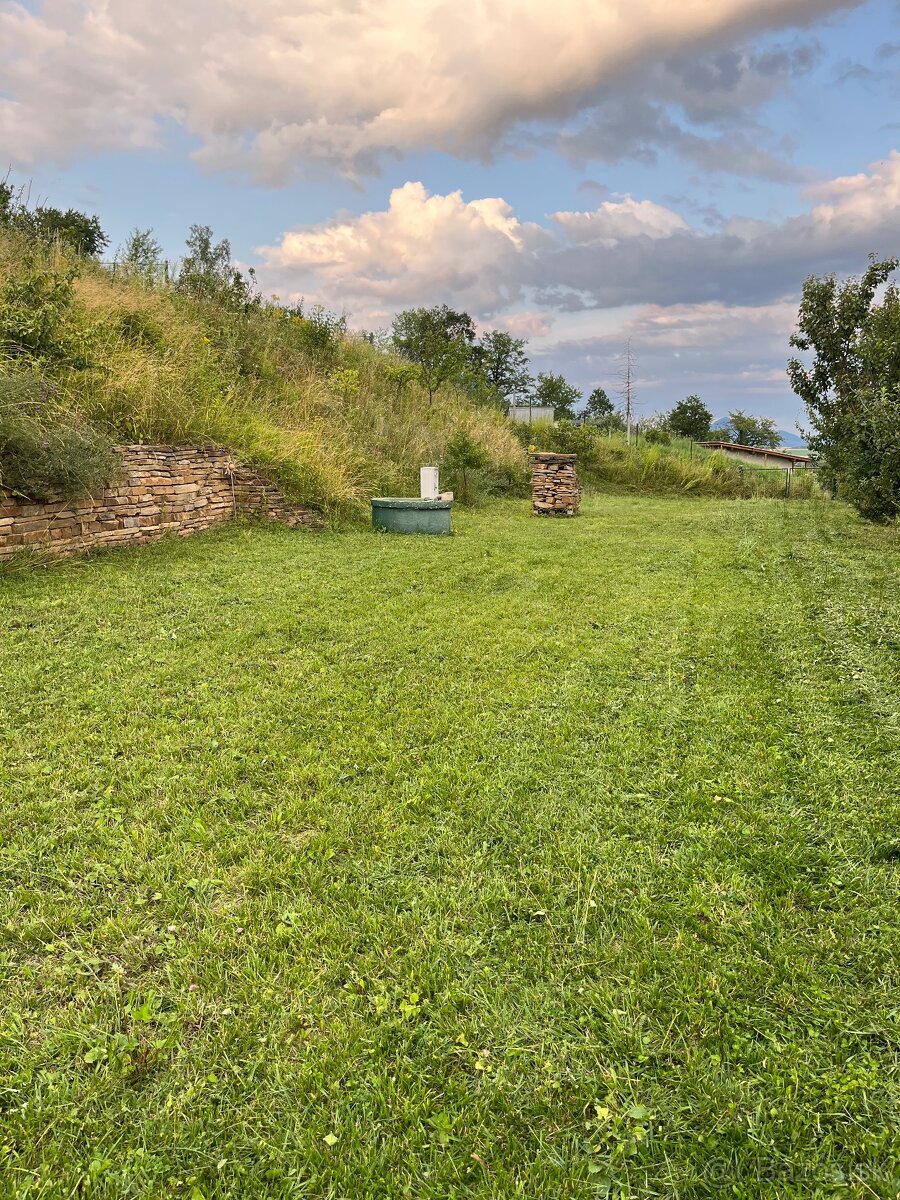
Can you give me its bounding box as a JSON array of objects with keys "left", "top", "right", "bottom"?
[{"left": 710, "top": 417, "right": 807, "bottom": 450}]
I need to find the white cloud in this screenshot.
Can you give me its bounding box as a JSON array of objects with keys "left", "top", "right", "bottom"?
[
  {"left": 499, "top": 312, "right": 556, "bottom": 339},
  {"left": 551, "top": 199, "right": 690, "bottom": 243},
  {"left": 257, "top": 155, "right": 900, "bottom": 325},
  {"left": 259, "top": 181, "right": 546, "bottom": 319},
  {"left": 0, "top": 0, "right": 861, "bottom": 179}
]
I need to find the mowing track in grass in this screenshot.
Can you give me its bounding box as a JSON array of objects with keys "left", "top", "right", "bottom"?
[{"left": 1, "top": 496, "right": 898, "bottom": 1198}]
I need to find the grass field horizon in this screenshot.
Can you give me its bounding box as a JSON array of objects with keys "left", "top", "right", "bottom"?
[{"left": 2, "top": 495, "right": 898, "bottom": 1198}]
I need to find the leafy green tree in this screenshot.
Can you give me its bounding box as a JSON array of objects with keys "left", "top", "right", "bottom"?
[
  {"left": 584, "top": 386, "right": 614, "bottom": 422},
  {"left": 667, "top": 394, "right": 712, "bottom": 441},
  {"left": 534, "top": 372, "right": 582, "bottom": 421},
  {"left": 392, "top": 305, "right": 476, "bottom": 403},
  {"left": 31, "top": 208, "right": 108, "bottom": 257},
  {"left": 0, "top": 179, "right": 16, "bottom": 224},
  {"left": 116, "top": 228, "right": 164, "bottom": 276},
  {"left": 0, "top": 181, "right": 108, "bottom": 257},
  {"left": 722, "top": 410, "right": 780, "bottom": 448},
  {"left": 788, "top": 257, "right": 900, "bottom": 521},
  {"left": 385, "top": 361, "right": 422, "bottom": 408},
  {"left": 471, "top": 330, "right": 532, "bottom": 406},
  {"left": 177, "top": 225, "right": 258, "bottom": 308}
]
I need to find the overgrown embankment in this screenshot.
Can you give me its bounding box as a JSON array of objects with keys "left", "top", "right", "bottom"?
[
  {"left": 518, "top": 420, "right": 822, "bottom": 499},
  {"left": 0, "top": 230, "right": 525, "bottom": 516}
]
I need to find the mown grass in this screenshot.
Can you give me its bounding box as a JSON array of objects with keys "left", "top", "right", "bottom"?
[{"left": 1, "top": 496, "right": 898, "bottom": 1198}]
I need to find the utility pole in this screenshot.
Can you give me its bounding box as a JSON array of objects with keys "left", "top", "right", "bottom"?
[{"left": 621, "top": 339, "right": 635, "bottom": 446}]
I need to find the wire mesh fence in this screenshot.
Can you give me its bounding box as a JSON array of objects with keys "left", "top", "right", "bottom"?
[{"left": 736, "top": 465, "right": 829, "bottom": 498}]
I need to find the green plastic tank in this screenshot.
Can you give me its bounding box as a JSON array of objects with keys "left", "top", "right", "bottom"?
[{"left": 371, "top": 497, "right": 453, "bottom": 535}]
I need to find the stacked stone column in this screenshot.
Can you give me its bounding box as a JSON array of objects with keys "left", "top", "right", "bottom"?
[{"left": 531, "top": 452, "right": 581, "bottom": 516}]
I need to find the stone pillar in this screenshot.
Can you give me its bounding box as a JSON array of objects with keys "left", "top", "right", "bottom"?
[{"left": 531, "top": 452, "right": 580, "bottom": 516}]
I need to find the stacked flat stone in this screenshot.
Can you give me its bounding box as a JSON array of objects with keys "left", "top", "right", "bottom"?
[
  {"left": 531, "top": 451, "right": 581, "bottom": 517},
  {"left": 0, "top": 445, "right": 322, "bottom": 560}
]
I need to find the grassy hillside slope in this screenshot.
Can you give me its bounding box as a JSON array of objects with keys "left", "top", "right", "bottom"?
[{"left": 0, "top": 231, "right": 525, "bottom": 515}]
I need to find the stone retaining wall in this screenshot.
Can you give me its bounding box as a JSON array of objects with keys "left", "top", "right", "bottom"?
[{"left": 0, "top": 445, "right": 322, "bottom": 560}]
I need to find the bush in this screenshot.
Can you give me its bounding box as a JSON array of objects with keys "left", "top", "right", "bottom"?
[
  {"left": 282, "top": 303, "right": 347, "bottom": 362},
  {"left": 642, "top": 427, "right": 671, "bottom": 445},
  {"left": 0, "top": 373, "right": 117, "bottom": 502},
  {"left": 0, "top": 255, "right": 84, "bottom": 364},
  {"left": 442, "top": 429, "right": 489, "bottom": 505},
  {"left": 518, "top": 418, "right": 596, "bottom": 457}
]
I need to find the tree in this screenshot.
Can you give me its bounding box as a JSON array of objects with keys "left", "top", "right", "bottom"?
[
  {"left": 788, "top": 257, "right": 900, "bottom": 521},
  {"left": 584, "top": 386, "right": 614, "bottom": 421},
  {"left": 667, "top": 394, "right": 712, "bottom": 441},
  {"left": 30, "top": 207, "right": 108, "bottom": 257},
  {"left": 533, "top": 372, "right": 582, "bottom": 421},
  {"left": 384, "top": 362, "right": 422, "bottom": 408},
  {"left": 392, "top": 305, "right": 476, "bottom": 403},
  {"left": 177, "top": 224, "right": 258, "bottom": 308},
  {"left": 0, "top": 181, "right": 108, "bottom": 257},
  {"left": 472, "top": 330, "right": 532, "bottom": 406},
  {"left": 723, "top": 410, "right": 780, "bottom": 448},
  {"left": 592, "top": 410, "right": 626, "bottom": 434},
  {"left": 0, "top": 179, "right": 16, "bottom": 224},
  {"left": 116, "top": 228, "right": 164, "bottom": 276}
]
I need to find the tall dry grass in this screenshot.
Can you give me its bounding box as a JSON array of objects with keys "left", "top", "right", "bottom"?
[
  {"left": 0, "top": 233, "right": 526, "bottom": 516},
  {"left": 522, "top": 421, "right": 824, "bottom": 500}
]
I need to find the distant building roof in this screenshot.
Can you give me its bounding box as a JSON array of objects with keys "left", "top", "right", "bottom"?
[{"left": 698, "top": 441, "right": 812, "bottom": 465}]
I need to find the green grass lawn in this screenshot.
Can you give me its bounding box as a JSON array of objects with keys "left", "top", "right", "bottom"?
[{"left": 1, "top": 496, "right": 899, "bottom": 1199}]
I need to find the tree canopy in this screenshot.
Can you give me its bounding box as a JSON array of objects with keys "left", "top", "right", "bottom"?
[
  {"left": 667, "top": 394, "right": 712, "bottom": 441},
  {"left": 584, "top": 386, "right": 614, "bottom": 421},
  {"left": 719, "top": 410, "right": 780, "bottom": 448},
  {"left": 392, "top": 305, "right": 477, "bottom": 403},
  {"left": 533, "top": 372, "right": 582, "bottom": 421},
  {"left": 471, "top": 330, "right": 532, "bottom": 406},
  {"left": 116, "top": 228, "right": 164, "bottom": 276},
  {"left": 0, "top": 181, "right": 108, "bottom": 257},
  {"left": 788, "top": 257, "right": 900, "bottom": 522},
  {"left": 176, "top": 225, "right": 258, "bottom": 308}
]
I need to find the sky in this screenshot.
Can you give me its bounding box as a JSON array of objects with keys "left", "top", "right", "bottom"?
[{"left": 2, "top": 0, "right": 900, "bottom": 431}]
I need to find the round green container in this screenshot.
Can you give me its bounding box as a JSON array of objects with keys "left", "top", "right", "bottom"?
[{"left": 371, "top": 497, "right": 453, "bottom": 535}]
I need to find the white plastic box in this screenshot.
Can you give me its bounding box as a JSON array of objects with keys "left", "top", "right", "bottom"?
[{"left": 420, "top": 465, "right": 440, "bottom": 500}]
